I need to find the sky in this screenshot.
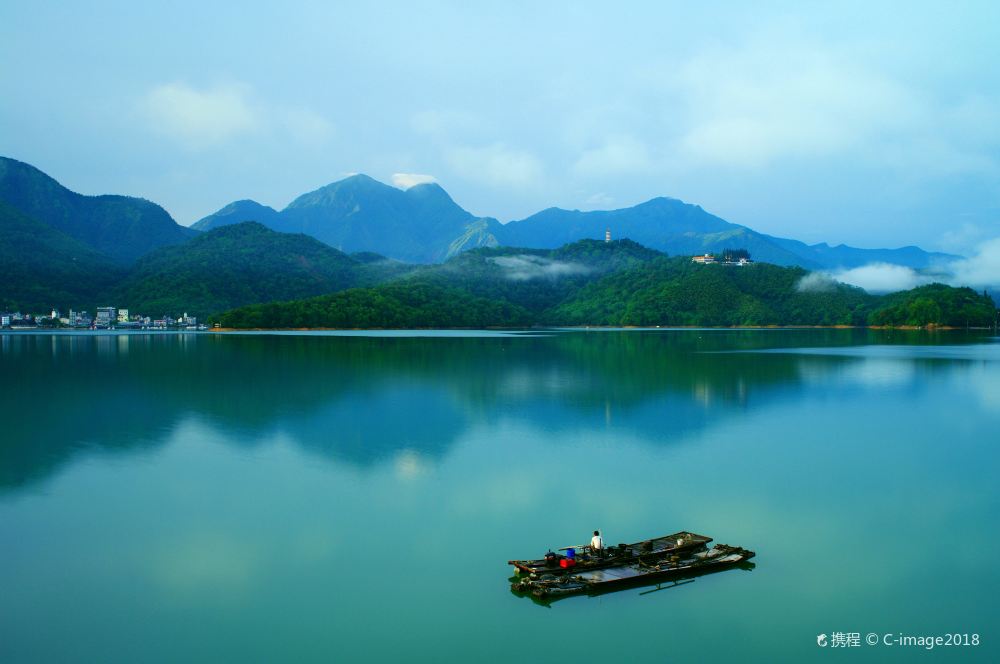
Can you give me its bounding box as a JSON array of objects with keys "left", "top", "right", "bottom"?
[{"left": 2, "top": 1, "right": 999, "bottom": 256}]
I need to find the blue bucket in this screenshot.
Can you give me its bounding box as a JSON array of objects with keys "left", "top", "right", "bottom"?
[{"left": 566, "top": 548, "right": 575, "bottom": 559}]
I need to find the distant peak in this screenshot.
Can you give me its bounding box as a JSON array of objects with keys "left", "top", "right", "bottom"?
[
  {"left": 310, "top": 173, "right": 385, "bottom": 191},
  {"left": 636, "top": 196, "right": 685, "bottom": 208},
  {"left": 339, "top": 173, "right": 378, "bottom": 183},
  {"left": 221, "top": 199, "right": 273, "bottom": 211},
  {"left": 324, "top": 173, "right": 398, "bottom": 192},
  {"left": 404, "top": 181, "right": 451, "bottom": 199}
]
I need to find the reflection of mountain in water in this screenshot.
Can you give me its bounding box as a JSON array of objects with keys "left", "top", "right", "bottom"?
[{"left": 1, "top": 329, "right": 992, "bottom": 492}]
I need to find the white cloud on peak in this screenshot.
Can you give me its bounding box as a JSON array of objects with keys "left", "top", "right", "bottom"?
[{"left": 392, "top": 173, "right": 438, "bottom": 189}]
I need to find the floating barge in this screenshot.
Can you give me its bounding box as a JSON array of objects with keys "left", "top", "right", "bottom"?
[
  {"left": 508, "top": 530, "right": 712, "bottom": 577},
  {"left": 510, "top": 534, "right": 755, "bottom": 599}
]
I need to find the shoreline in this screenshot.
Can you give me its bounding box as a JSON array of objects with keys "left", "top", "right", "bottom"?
[
  {"left": 207, "top": 324, "right": 992, "bottom": 333},
  {"left": 4, "top": 325, "right": 994, "bottom": 335}
]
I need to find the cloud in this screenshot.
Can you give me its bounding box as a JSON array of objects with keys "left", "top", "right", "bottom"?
[
  {"left": 573, "top": 134, "right": 652, "bottom": 177},
  {"left": 831, "top": 263, "right": 931, "bottom": 293},
  {"left": 585, "top": 192, "right": 615, "bottom": 209},
  {"left": 938, "top": 223, "right": 991, "bottom": 255},
  {"left": 445, "top": 143, "right": 543, "bottom": 188},
  {"left": 807, "top": 237, "right": 1000, "bottom": 294},
  {"left": 411, "top": 109, "right": 484, "bottom": 138},
  {"left": 280, "top": 107, "right": 334, "bottom": 146},
  {"left": 143, "top": 82, "right": 259, "bottom": 146},
  {"left": 673, "top": 40, "right": 910, "bottom": 168},
  {"left": 795, "top": 272, "right": 838, "bottom": 293},
  {"left": 488, "top": 255, "right": 591, "bottom": 281},
  {"left": 948, "top": 236, "right": 1000, "bottom": 288},
  {"left": 142, "top": 82, "right": 333, "bottom": 149},
  {"left": 392, "top": 172, "right": 437, "bottom": 189}
]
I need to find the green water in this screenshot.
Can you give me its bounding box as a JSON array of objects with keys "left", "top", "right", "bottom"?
[{"left": 1, "top": 329, "right": 997, "bottom": 662}]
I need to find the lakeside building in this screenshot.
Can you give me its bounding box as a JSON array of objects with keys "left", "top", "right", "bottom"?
[
  {"left": 95, "top": 307, "right": 116, "bottom": 328},
  {"left": 1, "top": 305, "right": 205, "bottom": 329},
  {"left": 691, "top": 251, "right": 753, "bottom": 266}
]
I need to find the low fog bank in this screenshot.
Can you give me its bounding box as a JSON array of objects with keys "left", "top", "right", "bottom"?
[
  {"left": 488, "top": 255, "right": 592, "bottom": 281},
  {"left": 797, "top": 237, "right": 1000, "bottom": 297}
]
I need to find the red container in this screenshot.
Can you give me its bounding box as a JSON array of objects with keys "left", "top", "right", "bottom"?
[{"left": 559, "top": 558, "right": 576, "bottom": 568}]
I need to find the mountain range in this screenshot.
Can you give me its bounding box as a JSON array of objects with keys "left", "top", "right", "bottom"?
[
  {"left": 195, "top": 173, "right": 956, "bottom": 269},
  {"left": 0, "top": 155, "right": 967, "bottom": 316}
]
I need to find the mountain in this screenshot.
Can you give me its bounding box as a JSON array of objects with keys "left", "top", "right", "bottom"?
[
  {"left": 869, "top": 283, "right": 997, "bottom": 327},
  {"left": 112, "top": 222, "right": 387, "bottom": 317},
  {"left": 763, "top": 235, "right": 955, "bottom": 269},
  {"left": 0, "top": 157, "right": 196, "bottom": 263},
  {"left": 496, "top": 197, "right": 958, "bottom": 270},
  {"left": 0, "top": 200, "right": 124, "bottom": 312},
  {"left": 497, "top": 198, "right": 812, "bottom": 266},
  {"left": 198, "top": 175, "right": 503, "bottom": 263},
  {"left": 191, "top": 199, "right": 281, "bottom": 231}
]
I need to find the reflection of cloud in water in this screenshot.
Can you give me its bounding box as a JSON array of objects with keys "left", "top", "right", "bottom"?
[
  {"left": 151, "top": 532, "right": 261, "bottom": 598},
  {"left": 495, "top": 367, "right": 583, "bottom": 399},
  {"left": 960, "top": 365, "right": 1000, "bottom": 413},
  {"left": 290, "top": 528, "right": 338, "bottom": 564},
  {"left": 394, "top": 449, "right": 428, "bottom": 479},
  {"left": 752, "top": 343, "right": 1000, "bottom": 362},
  {"left": 799, "top": 357, "right": 917, "bottom": 388},
  {"left": 450, "top": 468, "right": 547, "bottom": 516},
  {"left": 841, "top": 358, "right": 916, "bottom": 387}
]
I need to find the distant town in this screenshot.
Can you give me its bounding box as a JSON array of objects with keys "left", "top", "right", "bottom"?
[{"left": 0, "top": 306, "right": 209, "bottom": 330}]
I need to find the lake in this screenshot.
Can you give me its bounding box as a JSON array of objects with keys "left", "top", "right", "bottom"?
[{"left": 1, "top": 329, "right": 997, "bottom": 662}]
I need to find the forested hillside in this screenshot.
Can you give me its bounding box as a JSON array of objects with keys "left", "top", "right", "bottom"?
[
  {"left": 215, "top": 248, "right": 997, "bottom": 329},
  {"left": 112, "top": 222, "right": 408, "bottom": 317}
]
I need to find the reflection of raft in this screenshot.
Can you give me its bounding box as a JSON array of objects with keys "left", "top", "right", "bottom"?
[
  {"left": 511, "top": 542, "right": 755, "bottom": 599},
  {"left": 508, "top": 531, "right": 712, "bottom": 577}
]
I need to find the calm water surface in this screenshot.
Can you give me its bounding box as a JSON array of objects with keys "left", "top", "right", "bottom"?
[{"left": 1, "top": 329, "right": 997, "bottom": 662}]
